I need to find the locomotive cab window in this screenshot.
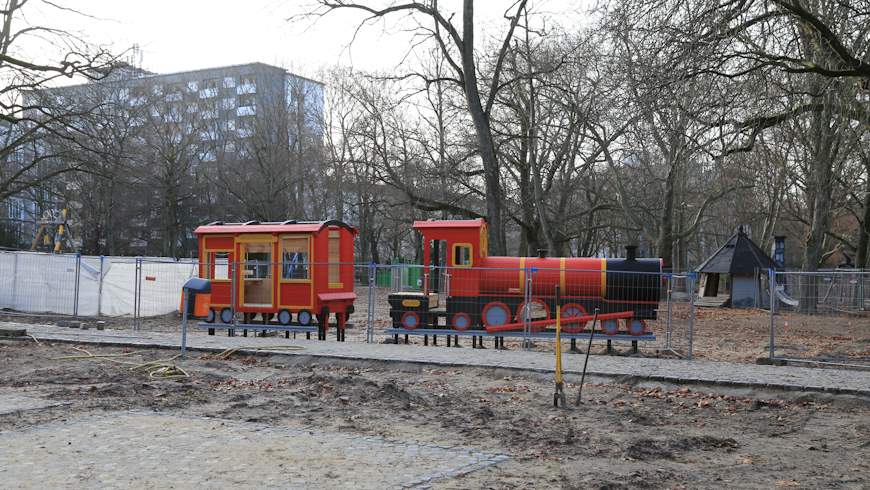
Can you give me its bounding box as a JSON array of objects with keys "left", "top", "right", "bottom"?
[
  {"left": 281, "top": 237, "right": 309, "bottom": 281},
  {"left": 453, "top": 244, "right": 473, "bottom": 267}
]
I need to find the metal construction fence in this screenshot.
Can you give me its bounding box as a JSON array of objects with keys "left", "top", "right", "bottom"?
[
  {"left": 0, "top": 251, "right": 198, "bottom": 319},
  {"left": 0, "top": 250, "right": 694, "bottom": 357},
  {"left": 767, "top": 269, "right": 870, "bottom": 367}
]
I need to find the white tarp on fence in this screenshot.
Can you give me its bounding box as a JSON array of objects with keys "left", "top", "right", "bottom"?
[{"left": 0, "top": 251, "right": 197, "bottom": 317}]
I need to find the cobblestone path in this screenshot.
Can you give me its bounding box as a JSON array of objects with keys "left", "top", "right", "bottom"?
[
  {"left": 8, "top": 321, "right": 870, "bottom": 396},
  {"left": 0, "top": 411, "right": 507, "bottom": 489}
]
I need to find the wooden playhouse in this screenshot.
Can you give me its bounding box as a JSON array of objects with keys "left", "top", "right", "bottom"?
[{"left": 194, "top": 220, "right": 357, "bottom": 338}]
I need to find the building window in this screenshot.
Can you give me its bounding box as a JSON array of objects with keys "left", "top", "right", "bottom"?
[
  {"left": 223, "top": 76, "right": 236, "bottom": 89},
  {"left": 281, "top": 237, "right": 309, "bottom": 280},
  {"left": 237, "top": 76, "right": 256, "bottom": 94},
  {"left": 238, "top": 93, "right": 255, "bottom": 108}
]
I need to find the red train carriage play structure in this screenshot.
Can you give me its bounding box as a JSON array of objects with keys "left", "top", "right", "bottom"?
[
  {"left": 388, "top": 219, "right": 662, "bottom": 337},
  {"left": 194, "top": 220, "right": 357, "bottom": 340}
]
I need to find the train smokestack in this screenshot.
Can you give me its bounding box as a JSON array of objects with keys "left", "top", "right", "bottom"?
[
  {"left": 625, "top": 245, "right": 637, "bottom": 261},
  {"left": 537, "top": 248, "right": 548, "bottom": 258}
]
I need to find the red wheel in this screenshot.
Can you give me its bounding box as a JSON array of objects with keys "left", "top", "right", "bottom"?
[
  {"left": 400, "top": 311, "right": 421, "bottom": 330},
  {"left": 602, "top": 318, "right": 619, "bottom": 336},
  {"left": 560, "top": 303, "right": 587, "bottom": 334},
  {"left": 628, "top": 318, "right": 647, "bottom": 336},
  {"left": 482, "top": 302, "right": 511, "bottom": 328},
  {"left": 451, "top": 312, "right": 472, "bottom": 331}
]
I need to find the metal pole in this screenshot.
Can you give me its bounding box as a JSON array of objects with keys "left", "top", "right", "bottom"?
[
  {"left": 523, "top": 268, "right": 532, "bottom": 350},
  {"left": 11, "top": 252, "right": 18, "bottom": 310},
  {"left": 665, "top": 274, "right": 676, "bottom": 350},
  {"left": 768, "top": 268, "right": 776, "bottom": 359},
  {"left": 181, "top": 289, "right": 189, "bottom": 358},
  {"left": 230, "top": 261, "right": 237, "bottom": 327},
  {"left": 687, "top": 273, "right": 695, "bottom": 360},
  {"left": 575, "top": 308, "right": 600, "bottom": 405},
  {"left": 366, "top": 262, "right": 375, "bottom": 343},
  {"left": 135, "top": 258, "right": 143, "bottom": 331},
  {"left": 73, "top": 253, "right": 81, "bottom": 318},
  {"left": 97, "top": 256, "right": 105, "bottom": 316}
]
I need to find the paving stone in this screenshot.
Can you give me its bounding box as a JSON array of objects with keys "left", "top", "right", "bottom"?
[
  {"left": 8, "top": 321, "right": 870, "bottom": 396},
  {"left": 0, "top": 412, "right": 507, "bottom": 489},
  {"left": 0, "top": 394, "right": 68, "bottom": 415}
]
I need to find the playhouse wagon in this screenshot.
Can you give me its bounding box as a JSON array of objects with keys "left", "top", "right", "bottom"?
[{"left": 194, "top": 220, "right": 357, "bottom": 339}]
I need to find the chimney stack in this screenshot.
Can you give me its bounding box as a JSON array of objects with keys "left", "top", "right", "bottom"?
[{"left": 625, "top": 245, "right": 638, "bottom": 261}]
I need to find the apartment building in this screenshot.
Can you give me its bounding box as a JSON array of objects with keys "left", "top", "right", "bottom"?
[{"left": 2, "top": 62, "right": 324, "bottom": 250}]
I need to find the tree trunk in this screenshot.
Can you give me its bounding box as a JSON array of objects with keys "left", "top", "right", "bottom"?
[
  {"left": 461, "top": 0, "right": 505, "bottom": 255},
  {"left": 856, "top": 172, "right": 870, "bottom": 269},
  {"left": 656, "top": 164, "right": 677, "bottom": 270}
]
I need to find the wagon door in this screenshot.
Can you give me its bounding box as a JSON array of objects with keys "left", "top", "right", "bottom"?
[
  {"left": 239, "top": 238, "right": 275, "bottom": 308},
  {"left": 278, "top": 235, "right": 313, "bottom": 312}
]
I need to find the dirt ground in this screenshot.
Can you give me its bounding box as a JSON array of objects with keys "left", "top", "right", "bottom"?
[
  {"left": 2, "top": 290, "right": 869, "bottom": 367},
  {"left": 1, "top": 340, "right": 868, "bottom": 488}
]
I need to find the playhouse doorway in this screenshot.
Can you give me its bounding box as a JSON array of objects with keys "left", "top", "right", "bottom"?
[{"left": 241, "top": 241, "right": 274, "bottom": 307}]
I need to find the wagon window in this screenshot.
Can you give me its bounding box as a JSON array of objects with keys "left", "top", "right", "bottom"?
[
  {"left": 453, "top": 244, "right": 473, "bottom": 267},
  {"left": 281, "top": 237, "right": 309, "bottom": 280},
  {"left": 213, "top": 252, "right": 229, "bottom": 280},
  {"left": 328, "top": 231, "right": 341, "bottom": 287},
  {"left": 244, "top": 243, "right": 271, "bottom": 279}
]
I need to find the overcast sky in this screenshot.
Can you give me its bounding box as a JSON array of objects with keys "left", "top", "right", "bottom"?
[{"left": 38, "top": 1, "right": 587, "bottom": 81}]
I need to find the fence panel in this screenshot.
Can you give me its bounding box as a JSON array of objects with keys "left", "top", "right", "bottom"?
[
  {"left": 770, "top": 270, "right": 870, "bottom": 367},
  {"left": 0, "top": 251, "right": 80, "bottom": 315}
]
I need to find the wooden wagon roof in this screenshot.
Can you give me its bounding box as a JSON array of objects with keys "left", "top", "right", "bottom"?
[
  {"left": 695, "top": 227, "right": 776, "bottom": 274},
  {"left": 194, "top": 220, "right": 357, "bottom": 235}
]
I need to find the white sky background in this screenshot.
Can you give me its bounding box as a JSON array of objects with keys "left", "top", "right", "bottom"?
[{"left": 33, "top": 0, "right": 591, "bottom": 83}]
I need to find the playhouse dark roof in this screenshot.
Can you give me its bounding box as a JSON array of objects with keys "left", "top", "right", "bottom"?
[{"left": 695, "top": 227, "right": 777, "bottom": 274}]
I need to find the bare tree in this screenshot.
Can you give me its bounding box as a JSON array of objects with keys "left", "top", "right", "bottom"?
[
  {"left": 0, "top": 0, "right": 117, "bottom": 203},
  {"left": 299, "top": 0, "right": 535, "bottom": 254}
]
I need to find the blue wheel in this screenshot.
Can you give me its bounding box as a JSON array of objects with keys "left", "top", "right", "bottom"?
[
  {"left": 220, "top": 308, "right": 233, "bottom": 324},
  {"left": 401, "top": 311, "right": 420, "bottom": 330},
  {"left": 482, "top": 302, "right": 510, "bottom": 328},
  {"left": 628, "top": 319, "right": 646, "bottom": 336},
  {"left": 278, "top": 309, "right": 292, "bottom": 325},
  {"left": 452, "top": 312, "right": 471, "bottom": 331},
  {"left": 602, "top": 319, "right": 619, "bottom": 336},
  {"left": 297, "top": 310, "right": 312, "bottom": 326}
]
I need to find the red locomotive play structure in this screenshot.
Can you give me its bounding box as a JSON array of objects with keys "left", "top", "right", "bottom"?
[
  {"left": 194, "top": 220, "right": 357, "bottom": 340},
  {"left": 388, "top": 219, "right": 662, "bottom": 337}
]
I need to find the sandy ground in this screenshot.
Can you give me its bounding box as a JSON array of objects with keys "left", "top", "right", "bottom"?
[{"left": 1, "top": 340, "right": 868, "bottom": 488}]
